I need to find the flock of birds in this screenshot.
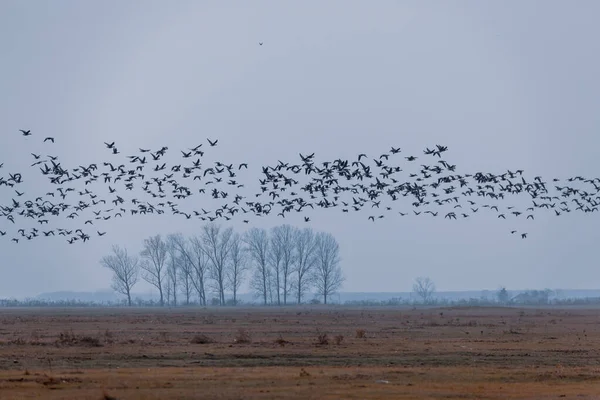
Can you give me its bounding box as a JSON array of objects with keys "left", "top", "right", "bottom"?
[{"left": 1, "top": 128, "right": 599, "bottom": 245}]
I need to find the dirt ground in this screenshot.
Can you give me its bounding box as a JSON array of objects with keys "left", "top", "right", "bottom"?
[{"left": 1, "top": 306, "right": 600, "bottom": 399}]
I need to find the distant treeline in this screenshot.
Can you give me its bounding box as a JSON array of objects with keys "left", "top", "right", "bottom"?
[
  {"left": 343, "top": 296, "right": 600, "bottom": 307},
  {"left": 3, "top": 295, "right": 600, "bottom": 308}
]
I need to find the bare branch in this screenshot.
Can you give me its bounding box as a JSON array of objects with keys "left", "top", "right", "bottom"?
[
  {"left": 270, "top": 224, "right": 296, "bottom": 305},
  {"left": 139, "top": 234, "right": 168, "bottom": 306},
  {"left": 268, "top": 227, "right": 284, "bottom": 305},
  {"left": 243, "top": 227, "right": 270, "bottom": 305},
  {"left": 165, "top": 234, "right": 181, "bottom": 306},
  {"left": 201, "top": 223, "right": 234, "bottom": 306},
  {"left": 178, "top": 253, "right": 194, "bottom": 305},
  {"left": 312, "top": 231, "right": 344, "bottom": 304},
  {"left": 293, "top": 227, "right": 318, "bottom": 304},
  {"left": 170, "top": 233, "right": 209, "bottom": 306},
  {"left": 227, "top": 232, "right": 248, "bottom": 305},
  {"left": 100, "top": 245, "right": 139, "bottom": 306}
]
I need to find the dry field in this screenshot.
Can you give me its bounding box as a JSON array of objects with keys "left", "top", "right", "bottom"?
[{"left": 1, "top": 306, "right": 600, "bottom": 399}]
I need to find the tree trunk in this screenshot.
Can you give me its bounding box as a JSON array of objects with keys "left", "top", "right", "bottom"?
[
  {"left": 297, "top": 274, "right": 302, "bottom": 304},
  {"left": 220, "top": 280, "right": 225, "bottom": 306},
  {"left": 276, "top": 269, "right": 281, "bottom": 306},
  {"left": 172, "top": 279, "right": 177, "bottom": 306}
]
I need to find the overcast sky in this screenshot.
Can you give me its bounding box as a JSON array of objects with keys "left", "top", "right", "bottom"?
[{"left": 1, "top": 0, "right": 600, "bottom": 299}]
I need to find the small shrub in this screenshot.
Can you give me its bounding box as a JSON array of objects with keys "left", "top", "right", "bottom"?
[
  {"left": 56, "top": 330, "right": 76, "bottom": 346},
  {"left": 316, "top": 330, "right": 329, "bottom": 345},
  {"left": 190, "top": 334, "right": 215, "bottom": 344},
  {"left": 234, "top": 328, "right": 252, "bottom": 344},
  {"left": 334, "top": 335, "right": 344, "bottom": 345},
  {"left": 10, "top": 337, "right": 26, "bottom": 346},
  {"left": 157, "top": 331, "right": 170, "bottom": 342},
  {"left": 355, "top": 329, "right": 366, "bottom": 339},
  {"left": 78, "top": 336, "right": 102, "bottom": 347},
  {"left": 103, "top": 329, "right": 115, "bottom": 344},
  {"left": 274, "top": 335, "right": 290, "bottom": 347},
  {"left": 103, "top": 390, "right": 119, "bottom": 400},
  {"left": 55, "top": 330, "right": 102, "bottom": 347}
]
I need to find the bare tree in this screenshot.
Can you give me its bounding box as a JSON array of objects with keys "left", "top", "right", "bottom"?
[
  {"left": 100, "top": 245, "right": 139, "bottom": 306},
  {"left": 413, "top": 277, "right": 436, "bottom": 304},
  {"left": 227, "top": 232, "right": 248, "bottom": 305},
  {"left": 313, "top": 232, "right": 344, "bottom": 304},
  {"left": 171, "top": 233, "right": 208, "bottom": 306},
  {"left": 293, "top": 227, "right": 318, "bottom": 304},
  {"left": 268, "top": 227, "right": 284, "bottom": 305},
  {"left": 270, "top": 225, "right": 296, "bottom": 305},
  {"left": 243, "top": 227, "right": 270, "bottom": 305},
  {"left": 165, "top": 235, "right": 180, "bottom": 306},
  {"left": 165, "top": 258, "right": 178, "bottom": 306},
  {"left": 164, "top": 277, "right": 172, "bottom": 305},
  {"left": 201, "top": 223, "right": 234, "bottom": 306},
  {"left": 497, "top": 286, "right": 509, "bottom": 305},
  {"left": 178, "top": 255, "right": 193, "bottom": 305},
  {"left": 139, "top": 234, "right": 168, "bottom": 306},
  {"left": 278, "top": 224, "right": 296, "bottom": 305},
  {"left": 267, "top": 267, "right": 275, "bottom": 305}
]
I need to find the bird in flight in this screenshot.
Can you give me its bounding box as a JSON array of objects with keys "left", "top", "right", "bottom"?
[
  {"left": 259, "top": 42, "right": 263, "bottom": 46},
  {"left": 0, "top": 132, "right": 587, "bottom": 246}
]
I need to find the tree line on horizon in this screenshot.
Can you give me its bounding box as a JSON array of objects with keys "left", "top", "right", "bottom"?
[{"left": 100, "top": 224, "right": 344, "bottom": 307}]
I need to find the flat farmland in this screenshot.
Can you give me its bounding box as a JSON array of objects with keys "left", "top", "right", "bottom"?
[{"left": 1, "top": 306, "right": 600, "bottom": 399}]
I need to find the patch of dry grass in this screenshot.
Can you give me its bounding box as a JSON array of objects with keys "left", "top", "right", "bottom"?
[
  {"left": 233, "top": 328, "right": 251, "bottom": 344},
  {"left": 55, "top": 330, "right": 102, "bottom": 347},
  {"left": 190, "top": 334, "right": 215, "bottom": 344}
]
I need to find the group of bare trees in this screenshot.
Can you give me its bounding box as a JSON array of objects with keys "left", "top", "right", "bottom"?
[{"left": 101, "top": 224, "right": 344, "bottom": 306}]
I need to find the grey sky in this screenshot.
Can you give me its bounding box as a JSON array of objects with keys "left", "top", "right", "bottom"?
[{"left": 1, "top": 0, "right": 599, "bottom": 298}]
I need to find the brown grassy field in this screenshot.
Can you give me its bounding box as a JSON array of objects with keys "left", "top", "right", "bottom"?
[{"left": 1, "top": 306, "right": 600, "bottom": 399}]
